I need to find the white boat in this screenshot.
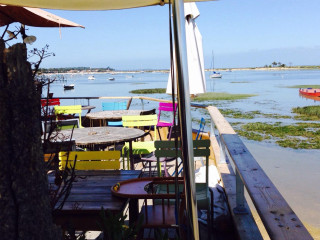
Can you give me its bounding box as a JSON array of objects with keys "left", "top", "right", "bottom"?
[
  {"left": 88, "top": 75, "right": 95, "bottom": 80},
  {"left": 210, "top": 51, "right": 222, "bottom": 78},
  {"left": 108, "top": 77, "right": 115, "bottom": 81},
  {"left": 210, "top": 71, "right": 222, "bottom": 78},
  {"left": 63, "top": 84, "right": 74, "bottom": 90}
]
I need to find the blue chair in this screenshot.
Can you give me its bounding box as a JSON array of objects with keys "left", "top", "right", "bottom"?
[{"left": 101, "top": 101, "right": 127, "bottom": 126}]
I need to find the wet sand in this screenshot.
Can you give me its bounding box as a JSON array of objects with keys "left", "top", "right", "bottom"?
[{"left": 244, "top": 141, "right": 320, "bottom": 239}]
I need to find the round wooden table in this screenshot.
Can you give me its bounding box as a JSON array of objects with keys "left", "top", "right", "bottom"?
[
  {"left": 86, "top": 110, "right": 144, "bottom": 120},
  {"left": 60, "top": 126, "right": 144, "bottom": 146},
  {"left": 81, "top": 105, "right": 95, "bottom": 113},
  {"left": 59, "top": 126, "right": 146, "bottom": 169}
]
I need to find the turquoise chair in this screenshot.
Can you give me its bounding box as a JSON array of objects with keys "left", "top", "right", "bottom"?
[{"left": 101, "top": 101, "right": 127, "bottom": 126}]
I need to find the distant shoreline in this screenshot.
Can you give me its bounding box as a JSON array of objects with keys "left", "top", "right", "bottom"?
[{"left": 41, "top": 66, "right": 320, "bottom": 75}]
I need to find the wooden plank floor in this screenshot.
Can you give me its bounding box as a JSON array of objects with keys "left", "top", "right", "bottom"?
[{"left": 49, "top": 170, "right": 141, "bottom": 230}]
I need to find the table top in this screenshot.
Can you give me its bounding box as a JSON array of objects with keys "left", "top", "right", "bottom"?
[
  {"left": 49, "top": 170, "right": 141, "bottom": 230},
  {"left": 81, "top": 105, "right": 95, "bottom": 111},
  {"left": 86, "top": 110, "right": 145, "bottom": 120},
  {"left": 59, "top": 126, "right": 145, "bottom": 146}
]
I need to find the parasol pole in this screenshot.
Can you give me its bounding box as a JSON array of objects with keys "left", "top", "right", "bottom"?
[{"left": 171, "top": 0, "right": 199, "bottom": 239}]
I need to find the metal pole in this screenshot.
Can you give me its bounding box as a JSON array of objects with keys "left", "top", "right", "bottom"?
[{"left": 172, "top": 0, "right": 199, "bottom": 239}]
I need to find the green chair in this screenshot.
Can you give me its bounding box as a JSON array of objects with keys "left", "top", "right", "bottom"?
[
  {"left": 54, "top": 105, "right": 83, "bottom": 128},
  {"left": 154, "top": 139, "right": 212, "bottom": 231},
  {"left": 59, "top": 150, "right": 121, "bottom": 170},
  {"left": 122, "top": 114, "right": 157, "bottom": 169}
]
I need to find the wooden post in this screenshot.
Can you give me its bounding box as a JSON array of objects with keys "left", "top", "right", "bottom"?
[{"left": 0, "top": 41, "right": 60, "bottom": 239}]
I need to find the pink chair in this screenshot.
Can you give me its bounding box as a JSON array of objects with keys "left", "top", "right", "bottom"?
[{"left": 157, "top": 102, "right": 178, "bottom": 140}]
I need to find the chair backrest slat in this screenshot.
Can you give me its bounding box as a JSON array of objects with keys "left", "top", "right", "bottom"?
[
  {"left": 41, "top": 98, "right": 60, "bottom": 107},
  {"left": 157, "top": 102, "right": 178, "bottom": 124},
  {"left": 43, "top": 119, "right": 79, "bottom": 132},
  {"left": 54, "top": 105, "right": 82, "bottom": 114},
  {"left": 102, "top": 101, "right": 127, "bottom": 111},
  {"left": 54, "top": 105, "right": 82, "bottom": 127},
  {"left": 122, "top": 114, "right": 158, "bottom": 140},
  {"left": 59, "top": 151, "right": 120, "bottom": 170},
  {"left": 155, "top": 140, "right": 210, "bottom": 184}
]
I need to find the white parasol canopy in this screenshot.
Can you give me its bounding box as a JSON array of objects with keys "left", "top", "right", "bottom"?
[
  {"left": 0, "top": 0, "right": 211, "bottom": 10},
  {"left": 0, "top": 5, "right": 84, "bottom": 28},
  {"left": 166, "top": 2, "right": 206, "bottom": 95}
]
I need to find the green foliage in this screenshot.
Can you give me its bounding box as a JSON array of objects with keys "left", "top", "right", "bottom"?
[
  {"left": 130, "top": 88, "right": 166, "bottom": 94},
  {"left": 287, "top": 85, "right": 320, "bottom": 88},
  {"left": 220, "top": 109, "right": 257, "bottom": 119},
  {"left": 292, "top": 105, "right": 320, "bottom": 120},
  {"left": 193, "top": 92, "right": 257, "bottom": 101},
  {"left": 219, "top": 108, "right": 290, "bottom": 119},
  {"left": 98, "top": 207, "right": 143, "bottom": 240},
  {"left": 39, "top": 66, "right": 115, "bottom": 73},
  {"left": 237, "top": 122, "right": 320, "bottom": 149}
]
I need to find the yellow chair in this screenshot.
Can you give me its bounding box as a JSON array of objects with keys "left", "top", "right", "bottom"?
[
  {"left": 59, "top": 151, "right": 121, "bottom": 170},
  {"left": 54, "top": 105, "right": 83, "bottom": 128},
  {"left": 122, "top": 114, "right": 157, "bottom": 169}
]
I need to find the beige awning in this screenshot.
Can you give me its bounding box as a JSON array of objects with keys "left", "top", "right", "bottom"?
[
  {"left": 0, "top": 5, "right": 84, "bottom": 28},
  {"left": 0, "top": 0, "right": 212, "bottom": 11}
]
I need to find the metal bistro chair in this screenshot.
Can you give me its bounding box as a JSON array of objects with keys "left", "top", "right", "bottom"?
[
  {"left": 154, "top": 139, "right": 213, "bottom": 237},
  {"left": 42, "top": 119, "right": 80, "bottom": 133},
  {"left": 54, "top": 105, "right": 83, "bottom": 128},
  {"left": 59, "top": 150, "right": 121, "bottom": 170},
  {"left": 122, "top": 114, "right": 157, "bottom": 169},
  {"left": 101, "top": 101, "right": 128, "bottom": 126},
  {"left": 156, "top": 102, "right": 178, "bottom": 140},
  {"left": 41, "top": 98, "right": 60, "bottom": 120},
  {"left": 172, "top": 117, "right": 206, "bottom": 176}
]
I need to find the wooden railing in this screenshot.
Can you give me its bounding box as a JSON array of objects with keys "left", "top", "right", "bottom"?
[
  {"left": 207, "top": 106, "right": 312, "bottom": 240},
  {"left": 52, "top": 96, "right": 206, "bottom": 109}
]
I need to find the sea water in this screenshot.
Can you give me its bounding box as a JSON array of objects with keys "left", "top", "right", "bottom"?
[{"left": 48, "top": 69, "right": 320, "bottom": 231}]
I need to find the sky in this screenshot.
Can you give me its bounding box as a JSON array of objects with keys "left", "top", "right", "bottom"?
[{"left": 3, "top": 0, "right": 320, "bottom": 69}]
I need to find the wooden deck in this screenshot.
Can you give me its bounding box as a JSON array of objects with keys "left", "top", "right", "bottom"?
[
  {"left": 49, "top": 170, "right": 141, "bottom": 230},
  {"left": 44, "top": 96, "right": 313, "bottom": 239}
]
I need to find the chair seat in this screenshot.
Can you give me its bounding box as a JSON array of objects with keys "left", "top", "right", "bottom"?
[{"left": 155, "top": 183, "right": 209, "bottom": 206}]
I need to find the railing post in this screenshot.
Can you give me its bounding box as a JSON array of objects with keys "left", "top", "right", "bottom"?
[
  {"left": 140, "top": 98, "right": 144, "bottom": 110},
  {"left": 219, "top": 136, "right": 227, "bottom": 164},
  {"left": 233, "top": 169, "right": 248, "bottom": 215}
]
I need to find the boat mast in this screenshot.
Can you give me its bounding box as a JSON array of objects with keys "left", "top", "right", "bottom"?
[
  {"left": 212, "top": 50, "right": 214, "bottom": 73},
  {"left": 172, "top": 0, "right": 199, "bottom": 239}
]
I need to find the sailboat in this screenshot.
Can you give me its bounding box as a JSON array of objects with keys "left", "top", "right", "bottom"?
[{"left": 210, "top": 51, "right": 222, "bottom": 78}]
